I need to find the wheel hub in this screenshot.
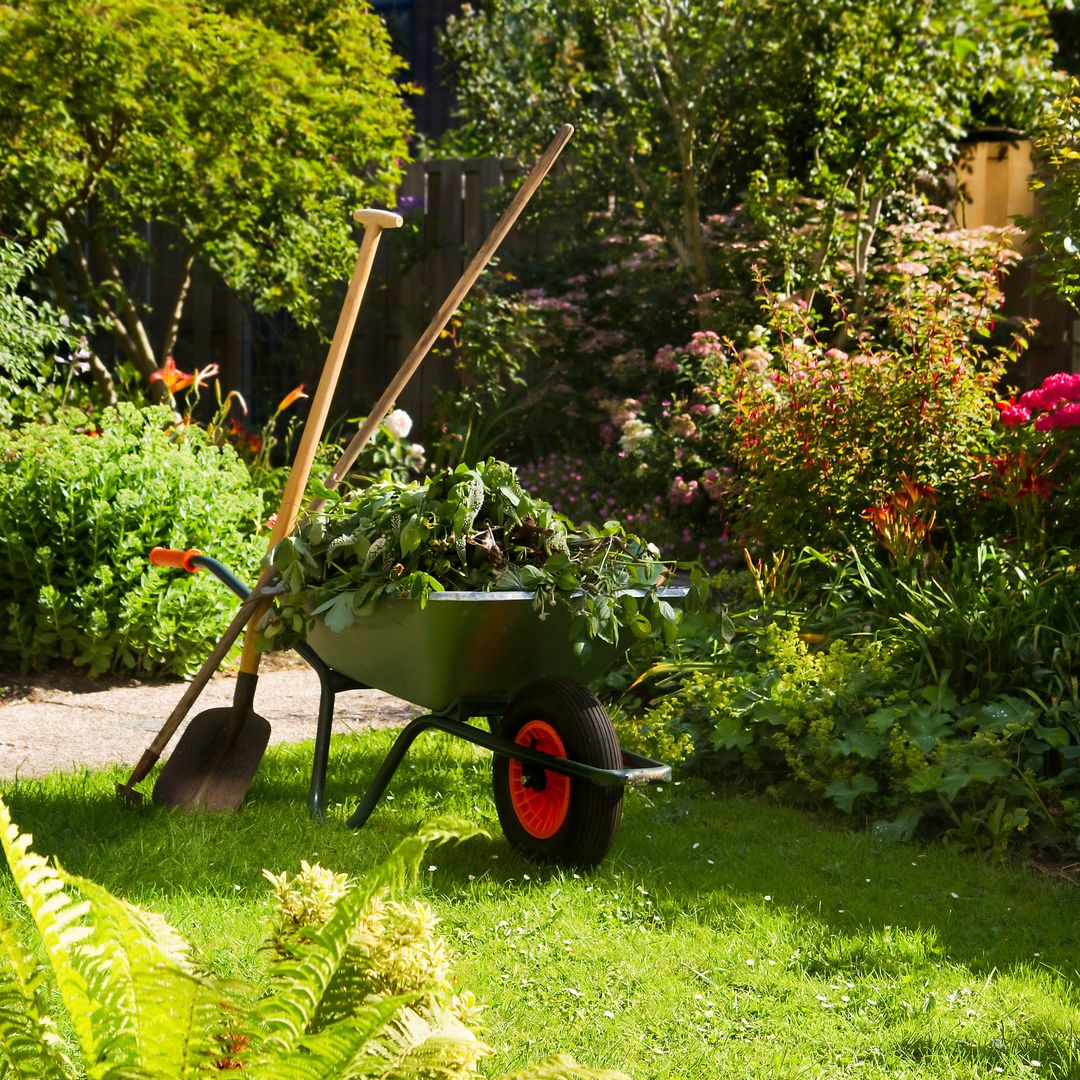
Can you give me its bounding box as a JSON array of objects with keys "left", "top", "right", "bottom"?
[{"left": 508, "top": 719, "right": 571, "bottom": 839}]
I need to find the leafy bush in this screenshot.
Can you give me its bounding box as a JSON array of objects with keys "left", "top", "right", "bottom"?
[
  {"left": 637, "top": 607, "right": 1080, "bottom": 856},
  {"left": 0, "top": 802, "right": 621, "bottom": 1078},
  {"left": 426, "top": 283, "right": 557, "bottom": 470},
  {"left": 851, "top": 539, "right": 1080, "bottom": 703},
  {"left": 0, "top": 403, "right": 265, "bottom": 676},
  {"left": 265, "top": 459, "right": 676, "bottom": 657},
  {"left": 1025, "top": 75, "right": 1080, "bottom": 311}
]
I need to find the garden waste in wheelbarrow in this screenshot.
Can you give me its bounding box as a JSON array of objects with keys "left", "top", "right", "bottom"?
[{"left": 152, "top": 548, "right": 684, "bottom": 868}]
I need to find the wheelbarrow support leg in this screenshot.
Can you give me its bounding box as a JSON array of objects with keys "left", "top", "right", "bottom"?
[{"left": 346, "top": 714, "right": 443, "bottom": 828}]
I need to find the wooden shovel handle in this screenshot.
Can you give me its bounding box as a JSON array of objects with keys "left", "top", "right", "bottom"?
[
  {"left": 238, "top": 208, "right": 402, "bottom": 675},
  {"left": 137, "top": 209, "right": 400, "bottom": 767}
]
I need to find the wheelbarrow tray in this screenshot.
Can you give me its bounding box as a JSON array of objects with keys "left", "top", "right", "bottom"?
[{"left": 304, "top": 587, "right": 687, "bottom": 712}]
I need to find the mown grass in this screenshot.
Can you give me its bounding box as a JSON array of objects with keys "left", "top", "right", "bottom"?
[{"left": 0, "top": 726, "right": 1077, "bottom": 1079}]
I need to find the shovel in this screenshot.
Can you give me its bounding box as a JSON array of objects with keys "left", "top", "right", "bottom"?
[
  {"left": 148, "top": 208, "right": 402, "bottom": 811},
  {"left": 118, "top": 124, "right": 574, "bottom": 809}
]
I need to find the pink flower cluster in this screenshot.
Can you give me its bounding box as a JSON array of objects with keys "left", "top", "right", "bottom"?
[
  {"left": 999, "top": 372, "right": 1080, "bottom": 431},
  {"left": 686, "top": 330, "right": 722, "bottom": 358},
  {"left": 669, "top": 475, "right": 699, "bottom": 505}
]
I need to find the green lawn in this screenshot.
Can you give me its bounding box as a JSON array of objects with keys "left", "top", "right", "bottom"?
[{"left": 1, "top": 728, "right": 1077, "bottom": 1079}]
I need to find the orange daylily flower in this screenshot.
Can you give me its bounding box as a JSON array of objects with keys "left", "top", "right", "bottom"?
[
  {"left": 149, "top": 356, "right": 194, "bottom": 394},
  {"left": 275, "top": 384, "right": 309, "bottom": 417}
]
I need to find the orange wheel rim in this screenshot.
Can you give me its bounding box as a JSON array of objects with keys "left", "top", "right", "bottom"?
[{"left": 509, "top": 719, "right": 571, "bottom": 839}]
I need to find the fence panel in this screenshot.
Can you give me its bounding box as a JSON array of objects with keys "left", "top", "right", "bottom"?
[{"left": 346, "top": 156, "right": 525, "bottom": 431}]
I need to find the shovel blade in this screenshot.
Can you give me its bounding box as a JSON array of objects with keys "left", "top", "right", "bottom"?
[{"left": 152, "top": 707, "right": 271, "bottom": 812}]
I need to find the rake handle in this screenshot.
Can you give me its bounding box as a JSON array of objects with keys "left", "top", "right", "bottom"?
[{"left": 313, "top": 123, "right": 575, "bottom": 506}]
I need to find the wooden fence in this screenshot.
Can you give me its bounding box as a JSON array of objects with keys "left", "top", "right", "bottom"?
[
  {"left": 346, "top": 155, "right": 527, "bottom": 429},
  {"left": 176, "top": 156, "right": 530, "bottom": 432}
]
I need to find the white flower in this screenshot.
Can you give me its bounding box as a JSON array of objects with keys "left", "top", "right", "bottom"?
[
  {"left": 385, "top": 408, "right": 412, "bottom": 439},
  {"left": 619, "top": 417, "right": 654, "bottom": 454},
  {"left": 406, "top": 442, "right": 426, "bottom": 470}
]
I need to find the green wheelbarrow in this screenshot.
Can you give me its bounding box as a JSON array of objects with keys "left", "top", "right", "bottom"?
[{"left": 151, "top": 547, "right": 683, "bottom": 868}]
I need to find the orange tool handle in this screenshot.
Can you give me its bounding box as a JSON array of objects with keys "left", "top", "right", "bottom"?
[{"left": 148, "top": 546, "right": 202, "bottom": 573}]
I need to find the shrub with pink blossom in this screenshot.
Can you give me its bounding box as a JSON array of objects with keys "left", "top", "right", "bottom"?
[
  {"left": 727, "top": 221, "right": 1027, "bottom": 551},
  {"left": 974, "top": 371, "right": 1080, "bottom": 551}
]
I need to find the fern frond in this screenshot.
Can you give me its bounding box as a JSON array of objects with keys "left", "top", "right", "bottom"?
[
  {"left": 0, "top": 917, "right": 73, "bottom": 1080},
  {"left": 71, "top": 877, "right": 223, "bottom": 1079},
  {"left": 0, "top": 800, "right": 113, "bottom": 1074},
  {"left": 254, "top": 819, "right": 478, "bottom": 1056},
  {"left": 129, "top": 964, "right": 228, "bottom": 1078},
  {"left": 365, "top": 1004, "right": 489, "bottom": 1079},
  {"left": 248, "top": 995, "right": 407, "bottom": 1080},
  {"left": 496, "top": 1054, "right": 631, "bottom": 1080}
]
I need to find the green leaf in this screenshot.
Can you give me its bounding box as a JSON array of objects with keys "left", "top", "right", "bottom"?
[
  {"left": 313, "top": 593, "right": 356, "bottom": 634},
  {"left": 399, "top": 515, "right": 424, "bottom": 558},
  {"left": 824, "top": 774, "right": 878, "bottom": 813}
]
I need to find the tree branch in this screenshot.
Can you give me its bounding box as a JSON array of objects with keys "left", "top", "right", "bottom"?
[
  {"left": 46, "top": 251, "right": 117, "bottom": 407},
  {"left": 161, "top": 252, "right": 195, "bottom": 360}
]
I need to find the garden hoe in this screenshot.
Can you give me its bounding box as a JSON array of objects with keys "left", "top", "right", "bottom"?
[
  {"left": 118, "top": 123, "right": 574, "bottom": 811},
  {"left": 126, "top": 208, "right": 403, "bottom": 811}
]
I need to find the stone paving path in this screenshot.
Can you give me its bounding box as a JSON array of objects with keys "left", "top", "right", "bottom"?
[{"left": 0, "top": 661, "right": 417, "bottom": 779}]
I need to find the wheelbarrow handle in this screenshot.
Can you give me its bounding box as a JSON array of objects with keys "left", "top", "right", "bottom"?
[{"left": 148, "top": 546, "right": 202, "bottom": 573}]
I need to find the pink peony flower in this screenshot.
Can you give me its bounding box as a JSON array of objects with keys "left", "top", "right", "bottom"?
[
  {"left": 1050, "top": 401, "right": 1080, "bottom": 428},
  {"left": 997, "top": 403, "right": 1031, "bottom": 427}
]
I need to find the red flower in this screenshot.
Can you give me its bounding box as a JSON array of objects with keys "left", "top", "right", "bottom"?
[{"left": 149, "top": 356, "right": 194, "bottom": 394}]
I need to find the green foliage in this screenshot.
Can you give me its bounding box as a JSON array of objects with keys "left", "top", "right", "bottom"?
[
  {"left": 639, "top": 607, "right": 1080, "bottom": 855},
  {"left": 0, "top": 403, "right": 265, "bottom": 676},
  {"left": 265, "top": 459, "right": 676, "bottom": 654},
  {"left": 0, "top": 800, "right": 622, "bottom": 1079},
  {"left": 442, "top": 0, "right": 1056, "bottom": 307},
  {"left": 1026, "top": 76, "right": 1080, "bottom": 310},
  {"left": 729, "top": 222, "right": 1021, "bottom": 551},
  {"left": 0, "top": 237, "right": 88, "bottom": 426},
  {"left": 427, "top": 283, "right": 556, "bottom": 470},
  {"left": 0, "top": 0, "right": 412, "bottom": 394}
]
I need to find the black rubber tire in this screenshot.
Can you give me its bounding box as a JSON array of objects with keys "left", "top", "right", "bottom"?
[{"left": 492, "top": 677, "right": 623, "bottom": 869}]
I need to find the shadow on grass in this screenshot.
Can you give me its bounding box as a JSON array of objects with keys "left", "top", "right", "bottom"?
[{"left": 2, "top": 728, "right": 1077, "bottom": 989}]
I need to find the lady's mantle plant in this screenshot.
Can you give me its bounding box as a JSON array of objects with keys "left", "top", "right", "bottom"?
[{"left": 263, "top": 459, "right": 677, "bottom": 657}]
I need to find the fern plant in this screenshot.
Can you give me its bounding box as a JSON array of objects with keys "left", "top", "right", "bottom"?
[{"left": 0, "top": 800, "right": 626, "bottom": 1079}]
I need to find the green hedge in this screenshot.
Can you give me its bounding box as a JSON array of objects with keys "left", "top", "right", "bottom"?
[{"left": 0, "top": 404, "right": 266, "bottom": 677}]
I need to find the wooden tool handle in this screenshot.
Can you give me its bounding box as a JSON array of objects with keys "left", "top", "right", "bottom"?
[
  {"left": 238, "top": 209, "right": 402, "bottom": 675},
  {"left": 311, "top": 123, "right": 574, "bottom": 507},
  {"left": 134, "top": 126, "right": 572, "bottom": 770}
]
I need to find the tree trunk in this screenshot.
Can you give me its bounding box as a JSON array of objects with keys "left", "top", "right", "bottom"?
[
  {"left": 62, "top": 213, "right": 168, "bottom": 403},
  {"left": 161, "top": 253, "right": 195, "bottom": 361}
]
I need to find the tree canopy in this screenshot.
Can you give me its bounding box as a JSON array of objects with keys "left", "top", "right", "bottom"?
[
  {"left": 0, "top": 0, "right": 413, "bottom": 402},
  {"left": 441, "top": 0, "right": 1061, "bottom": 308}
]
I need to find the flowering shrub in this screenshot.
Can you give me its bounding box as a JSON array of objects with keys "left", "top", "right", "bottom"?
[
  {"left": 345, "top": 406, "right": 428, "bottom": 485},
  {"left": 591, "top": 329, "right": 743, "bottom": 565},
  {"left": 976, "top": 370, "right": 1080, "bottom": 551},
  {"left": 729, "top": 222, "right": 1024, "bottom": 551}
]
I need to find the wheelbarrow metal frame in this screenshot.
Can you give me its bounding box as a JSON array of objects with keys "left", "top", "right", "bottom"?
[{"left": 188, "top": 554, "right": 673, "bottom": 825}]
